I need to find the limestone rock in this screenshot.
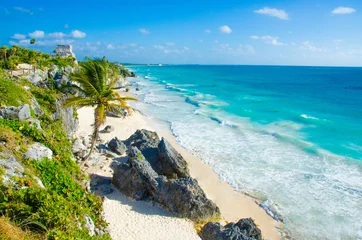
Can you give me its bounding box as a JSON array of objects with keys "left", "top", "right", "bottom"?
[
  {"left": 24, "top": 142, "right": 53, "bottom": 161},
  {"left": 0, "top": 153, "right": 24, "bottom": 186},
  {"left": 53, "top": 96, "right": 79, "bottom": 138},
  {"left": 54, "top": 45, "right": 76, "bottom": 59},
  {"left": 113, "top": 148, "right": 220, "bottom": 221},
  {"left": 112, "top": 76, "right": 130, "bottom": 89},
  {"left": 108, "top": 137, "right": 127, "bottom": 155},
  {"left": 105, "top": 107, "right": 129, "bottom": 118},
  {"left": 72, "top": 138, "right": 87, "bottom": 154},
  {"left": 199, "top": 218, "right": 263, "bottom": 240},
  {"left": 0, "top": 104, "right": 31, "bottom": 120},
  {"left": 31, "top": 98, "right": 44, "bottom": 117},
  {"left": 83, "top": 215, "right": 95, "bottom": 236},
  {"left": 158, "top": 138, "right": 190, "bottom": 179},
  {"left": 123, "top": 129, "right": 161, "bottom": 171}
]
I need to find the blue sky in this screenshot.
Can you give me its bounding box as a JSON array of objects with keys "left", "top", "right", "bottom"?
[{"left": 1, "top": 0, "right": 362, "bottom": 66}]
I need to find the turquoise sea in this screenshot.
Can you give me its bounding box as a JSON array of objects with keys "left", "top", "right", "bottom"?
[{"left": 128, "top": 65, "right": 362, "bottom": 239}]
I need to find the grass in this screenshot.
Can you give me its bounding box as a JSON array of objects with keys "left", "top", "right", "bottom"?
[
  {"left": 0, "top": 78, "right": 31, "bottom": 107},
  {"left": 0, "top": 216, "right": 43, "bottom": 240}
]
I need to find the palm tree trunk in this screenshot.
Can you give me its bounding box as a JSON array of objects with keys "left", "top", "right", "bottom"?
[{"left": 79, "top": 110, "right": 101, "bottom": 167}]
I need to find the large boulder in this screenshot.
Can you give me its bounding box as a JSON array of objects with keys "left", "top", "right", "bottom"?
[
  {"left": 112, "top": 76, "right": 130, "bottom": 89},
  {"left": 113, "top": 147, "right": 220, "bottom": 221},
  {"left": 53, "top": 96, "right": 79, "bottom": 138},
  {"left": 0, "top": 104, "right": 31, "bottom": 120},
  {"left": 123, "top": 129, "right": 161, "bottom": 171},
  {"left": 108, "top": 137, "right": 127, "bottom": 155},
  {"left": 199, "top": 218, "right": 263, "bottom": 240},
  {"left": 158, "top": 138, "right": 190, "bottom": 179},
  {"left": 105, "top": 107, "right": 129, "bottom": 118},
  {"left": 23, "top": 142, "right": 53, "bottom": 161}
]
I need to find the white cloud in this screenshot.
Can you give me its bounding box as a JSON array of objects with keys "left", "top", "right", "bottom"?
[
  {"left": 64, "top": 24, "right": 69, "bottom": 29},
  {"left": 48, "top": 32, "right": 67, "bottom": 39},
  {"left": 215, "top": 43, "right": 255, "bottom": 55},
  {"left": 183, "top": 46, "right": 190, "bottom": 50},
  {"left": 139, "top": 28, "right": 150, "bottom": 35},
  {"left": 129, "top": 43, "right": 138, "bottom": 47},
  {"left": 204, "top": 29, "right": 211, "bottom": 33},
  {"left": 71, "top": 30, "right": 86, "bottom": 38},
  {"left": 220, "top": 25, "right": 232, "bottom": 34},
  {"left": 254, "top": 7, "right": 289, "bottom": 20},
  {"left": 251, "top": 35, "right": 285, "bottom": 46},
  {"left": 332, "top": 7, "right": 356, "bottom": 15},
  {"left": 301, "top": 41, "right": 323, "bottom": 52},
  {"left": 166, "top": 42, "right": 175, "bottom": 46},
  {"left": 153, "top": 45, "right": 164, "bottom": 49},
  {"left": 106, "top": 44, "right": 115, "bottom": 50},
  {"left": 10, "top": 39, "right": 74, "bottom": 47},
  {"left": 28, "top": 30, "right": 45, "bottom": 38},
  {"left": 11, "top": 34, "right": 26, "bottom": 40},
  {"left": 14, "top": 7, "right": 33, "bottom": 15}
]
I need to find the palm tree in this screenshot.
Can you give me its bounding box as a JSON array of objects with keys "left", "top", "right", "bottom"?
[{"left": 63, "top": 59, "right": 136, "bottom": 167}]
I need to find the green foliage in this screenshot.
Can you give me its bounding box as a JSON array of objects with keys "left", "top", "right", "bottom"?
[
  {"left": 30, "top": 86, "right": 59, "bottom": 115},
  {"left": 0, "top": 78, "right": 32, "bottom": 107},
  {"left": 136, "top": 152, "right": 145, "bottom": 160}
]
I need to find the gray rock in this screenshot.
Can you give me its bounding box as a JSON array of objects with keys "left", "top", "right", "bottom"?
[
  {"left": 113, "top": 76, "right": 130, "bottom": 89},
  {"left": 26, "top": 72, "right": 42, "bottom": 85},
  {"left": 54, "top": 45, "right": 77, "bottom": 59},
  {"left": 72, "top": 138, "right": 87, "bottom": 154},
  {"left": 83, "top": 215, "right": 95, "bottom": 236},
  {"left": 113, "top": 148, "right": 220, "bottom": 221},
  {"left": 158, "top": 138, "right": 190, "bottom": 179},
  {"left": 105, "top": 107, "right": 129, "bottom": 118},
  {"left": 34, "top": 176, "right": 45, "bottom": 189},
  {"left": 53, "top": 96, "right": 79, "bottom": 138},
  {"left": 123, "top": 129, "right": 161, "bottom": 171},
  {"left": 31, "top": 98, "right": 44, "bottom": 117},
  {"left": 199, "top": 218, "right": 263, "bottom": 240},
  {"left": 0, "top": 104, "right": 31, "bottom": 120},
  {"left": 0, "top": 153, "right": 24, "bottom": 186},
  {"left": 259, "top": 199, "right": 284, "bottom": 223},
  {"left": 108, "top": 137, "right": 127, "bottom": 155},
  {"left": 102, "top": 125, "right": 114, "bottom": 133},
  {"left": 24, "top": 142, "right": 53, "bottom": 161}
]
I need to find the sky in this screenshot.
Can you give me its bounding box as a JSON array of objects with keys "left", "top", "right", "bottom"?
[{"left": 1, "top": 0, "right": 362, "bottom": 66}]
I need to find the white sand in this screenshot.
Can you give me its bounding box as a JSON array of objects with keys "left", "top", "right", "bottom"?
[{"left": 77, "top": 103, "right": 282, "bottom": 240}]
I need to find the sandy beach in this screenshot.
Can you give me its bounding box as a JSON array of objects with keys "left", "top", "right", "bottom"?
[{"left": 76, "top": 92, "right": 282, "bottom": 240}]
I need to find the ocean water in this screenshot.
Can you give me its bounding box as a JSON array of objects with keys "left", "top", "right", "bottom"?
[{"left": 127, "top": 65, "right": 362, "bottom": 239}]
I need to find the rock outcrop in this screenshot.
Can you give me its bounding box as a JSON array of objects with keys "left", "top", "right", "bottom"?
[
  {"left": 24, "top": 142, "right": 53, "bottom": 161},
  {"left": 123, "top": 129, "right": 161, "bottom": 172},
  {"left": 105, "top": 107, "right": 129, "bottom": 118},
  {"left": 112, "top": 76, "right": 130, "bottom": 89},
  {"left": 113, "top": 146, "right": 220, "bottom": 221},
  {"left": 108, "top": 137, "right": 127, "bottom": 155},
  {"left": 0, "top": 153, "right": 24, "bottom": 186},
  {"left": 158, "top": 138, "right": 190, "bottom": 179},
  {"left": 199, "top": 218, "right": 263, "bottom": 240},
  {"left": 0, "top": 104, "right": 31, "bottom": 120},
  {"left": 53, "top": 96, "right": 79, "bottom": 137},
  {"left": 102, "top": 125, "right": 114, "bottom": 133}
]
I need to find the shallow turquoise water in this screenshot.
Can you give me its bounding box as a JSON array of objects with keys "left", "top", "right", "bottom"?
[{"left": 128, "top": 65, "right": 362, "bottom": 239}]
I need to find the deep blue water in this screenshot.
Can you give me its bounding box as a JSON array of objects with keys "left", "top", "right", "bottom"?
[{"left": 127, "top": 65, "right": 362, "bottom": 239}]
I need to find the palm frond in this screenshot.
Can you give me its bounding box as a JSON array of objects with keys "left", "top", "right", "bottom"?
[{"left": 63, "top": 96, "right": 96, "bottom": 108}]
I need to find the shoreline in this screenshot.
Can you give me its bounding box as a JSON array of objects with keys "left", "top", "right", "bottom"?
[{"left": 77, "top": 88, "right": 283, "bottom": 239}]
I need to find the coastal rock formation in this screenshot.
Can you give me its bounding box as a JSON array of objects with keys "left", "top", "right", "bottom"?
[
  {"left": 31, "top": 98, "right": 44, "bottom": 117},
  {"left": 53, "top": 96, "right": 79, "bottom": 137},
  {"left": 113, "top": 146, "right": 220, "bottom": 221},
  {"left": 0, "top": 104, "right": 31, "bottom": 120},
  {"left": 102, "top": 125, "right": 114, "bottom": 133},
  {"left": 105, "top": 106, "right": 129, "bottom": 118},
  {"left": 108, "top": 137, "right": 127, "bottom": 155},
  {"left": 199, "top": 218, "right": 263, "bottom": 240},
  {"left": 123, "top": 129, "right": 161, "bottom": 171},
  {"left": 158, "top": 138, "right": 190, "bottom": 178},
  {"left": 112, "top": 76, "right": 130, "bottom": 89},
  {"left": 24, "top": 142, "right": 53, "bottom": 161}
]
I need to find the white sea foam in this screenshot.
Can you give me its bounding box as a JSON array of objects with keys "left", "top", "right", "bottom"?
[{"left": 301, "top": 114, "right": 319, "bottom": 120}]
